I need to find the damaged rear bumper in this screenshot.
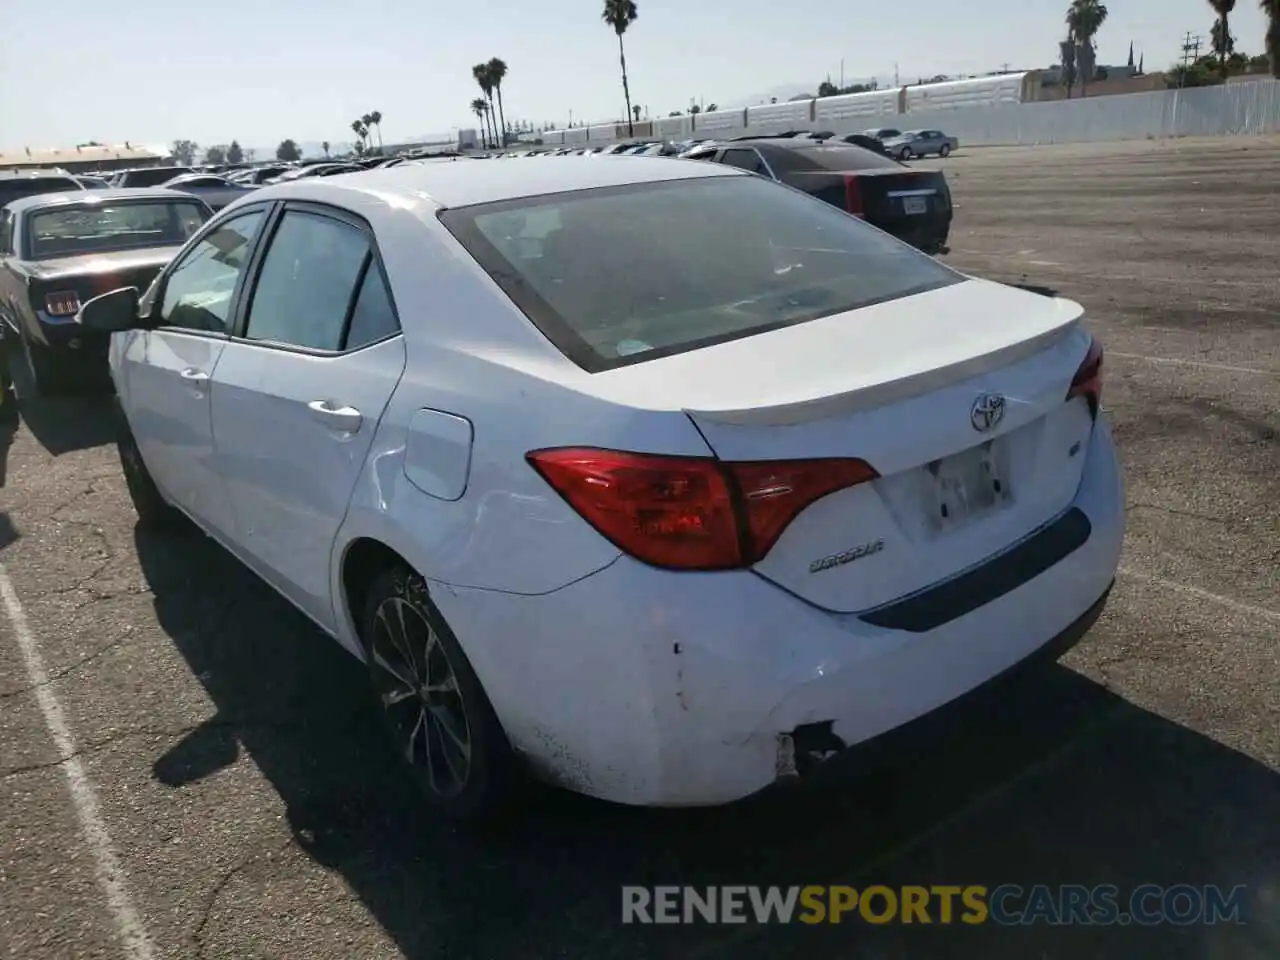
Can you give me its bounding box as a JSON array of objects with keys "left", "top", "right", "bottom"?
[{"left": 429, "top": 416, "right": 1124, "bottom": 807}]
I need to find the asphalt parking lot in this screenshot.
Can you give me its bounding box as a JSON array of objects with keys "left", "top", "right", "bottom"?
[{"left": 1, "top": 135, "right": 1278, "bottom": 960}]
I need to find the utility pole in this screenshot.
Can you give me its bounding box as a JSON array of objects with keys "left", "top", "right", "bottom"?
[
  {"left": 1178, "top": 31, "right": 1203, "bottom": 87},
  {"left": 894, "top": 62, "right": 900, "bottom": 86}
]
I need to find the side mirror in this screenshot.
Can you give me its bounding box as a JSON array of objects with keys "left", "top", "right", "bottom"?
[{"left": 78, "top": 286, "right": 141, "bottom": 333}]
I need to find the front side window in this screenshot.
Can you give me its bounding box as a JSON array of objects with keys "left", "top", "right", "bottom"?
[
  {"left": 441, "top": 175, "right": 960, "bottom": 372},
  {"left": 158, "top": 210, "right": 265, "bottom": 332},
  {"left": 243, "top": 210, "right": 369, "bottom": 350},
  {"left": 26, "top": 200, "right": 209, "bottom": 259}
]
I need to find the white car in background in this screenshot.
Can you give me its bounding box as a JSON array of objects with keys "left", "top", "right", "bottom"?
[{"left": 78, "top": 159, "right": 1124, "bottom": 820}]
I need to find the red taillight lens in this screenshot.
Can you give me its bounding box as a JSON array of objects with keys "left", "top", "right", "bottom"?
[
  {"left": 527, "top": 448, "right": 879, "bottom": 570},
  {"left": 45, "top": 290, "right": 81, "bottom": 317},
  {"left": 842, "top": 175, "right": 865, "bottom": 218},
  {"left": 727, "top": 458, "right": 879, "bottom": 561},
  {"left": 1066, "top": 337, "right": 1104, "bottom": 417}
]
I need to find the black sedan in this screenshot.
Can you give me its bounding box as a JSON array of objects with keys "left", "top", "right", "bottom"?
[
  {"left": 681, "top": 137, "right": 952, "bottom": 254},
  {"left": 0, "top": 188, "right": 212, "bottom": 394}
]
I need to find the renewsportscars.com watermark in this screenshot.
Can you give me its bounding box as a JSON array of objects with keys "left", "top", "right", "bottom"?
[{"left": 622, "top": 884, "right": 1248, "bottom": 926}]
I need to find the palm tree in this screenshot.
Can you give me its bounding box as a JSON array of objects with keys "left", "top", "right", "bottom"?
[
  {"left": 351, "top": 119, "right": 367, "bottom": 152},
  {"left": 470, "top": 97, "right": 489, "bottom": 146},
  {"left": 487, "top": 59, "right": 509, "bottom": 146},
  {"left": 1060, "top": 34, "right": 1078, "bottom": 97},
  {"left": 472, "top": 63, "right": 497, "bottom": 147},
  {"left": 368, "top": 110, "right": 384, "bottom": 150},
  {"left": 1265, "top": 0, "right": 1280, "bottom": 77},
  {"left": 1066, "top": 0, "right": 1108, "bottom": 96},
  {"left": 1208, "top": 0, "right": 1236, "bottom": 74},
  {"left": 602, "top": 0, "right": 639, "bottom": 136},
  {"left": 322, "top": 140, "right": 330, "bottom": 158}
]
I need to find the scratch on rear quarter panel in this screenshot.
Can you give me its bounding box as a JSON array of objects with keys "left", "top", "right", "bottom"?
[
  {"left": 673, "top": 641, "right": 690, "bottom": 712},
  {"left": 522, "top": 727, "right": 596, "bottom": 794}
]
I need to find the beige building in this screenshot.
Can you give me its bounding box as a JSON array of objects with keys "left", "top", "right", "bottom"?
[{"left": 0, "top": 142, "right": 170, "bottom": 173}]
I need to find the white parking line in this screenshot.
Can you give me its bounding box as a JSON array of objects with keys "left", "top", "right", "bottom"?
[
  {"left": 1118, "top": 566, "right": 1280, "bottom": 625},
  {"left": 1109, "top": 352, "right": 1278, "bottom": 377},
  {"left": 0, "top": 563, "right": 157, "bottom": 960}
]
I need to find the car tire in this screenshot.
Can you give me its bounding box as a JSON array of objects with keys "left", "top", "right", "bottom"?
[
  {"left": 114, "top": 401, "right": 178, "bottom": 528},
  {"left": 363, "top": 566, "right": 517, "bottom": 822},
  {"left": 939, "top": 143, "right": 952, "bottom": 158},
  {"left": 898, "top": 147, "right": 913, "bottom": 161}
]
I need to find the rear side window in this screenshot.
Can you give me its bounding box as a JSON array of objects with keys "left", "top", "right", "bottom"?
[
  {"left": 122, "top": 167, "right": 192, "bottom": 187},
  {"left": 440, "top": 175, "right": 959, "bottom": 372},
  {"left": 244, "top": 211, "right": 369, "bottom": 350},
  {"left": 344, "top": 266, "right": 400, "bottom": 348},
  {"left": 719, "top": 149, "right": 766, "bottom": 174}
]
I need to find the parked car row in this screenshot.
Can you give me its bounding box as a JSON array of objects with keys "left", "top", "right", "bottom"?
[{"left": 56, "top": 155, "right": 1121, "bottom": 822}]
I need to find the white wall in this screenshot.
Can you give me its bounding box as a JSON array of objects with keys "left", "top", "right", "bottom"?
[
  {"left": 897, "top": 80, "right": 1280, "bottom": 146},
  {"left": 533, "top": 77, "right": 1279, "bottom": 149}
]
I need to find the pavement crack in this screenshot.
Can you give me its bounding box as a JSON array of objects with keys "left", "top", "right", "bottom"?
[
  {"left": 0, "top": 635, "right": 132, "bottom": 700},
  {"left": 1127, "top": 501, "right": 1232, "bottom": 525},
  {"left": 192, "top": 836, "right": 297, "bottom": 958}
]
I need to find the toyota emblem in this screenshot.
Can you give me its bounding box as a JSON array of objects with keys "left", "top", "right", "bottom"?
[{"left": 970, "top": 393, "right": 1006, "bottom": 432}]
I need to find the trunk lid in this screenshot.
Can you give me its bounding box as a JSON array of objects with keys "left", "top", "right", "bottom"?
[
  {"left": 584, "top": 278, "right": 1097, "bottom": 613},
  {"left": 29, "top": 246, "right": 183, "bottom": 306}
]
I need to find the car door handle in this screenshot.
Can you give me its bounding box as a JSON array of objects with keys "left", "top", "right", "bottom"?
[
  {"left": 180, "top": 368, "right": 209, "bottom": 384},
  {"left": 307, "top": 400, "right": 363, "bottom": 433}
]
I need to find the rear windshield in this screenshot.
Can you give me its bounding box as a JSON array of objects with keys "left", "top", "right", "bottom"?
[
  {"left": 0, "top": 178, "right": 83, "bottom": 208},
  {"left": 440, "top": 174, "right": 960, "bottom": 372},
  {"left": 26, "top": 200, "right": 209, "bottom": 259},
  {"left": 119, "top": 166, "right": 192, "bottom": 187}
]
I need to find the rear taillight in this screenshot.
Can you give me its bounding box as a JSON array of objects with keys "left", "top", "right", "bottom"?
[
  {"left": 1066, "top": 336, "right": 1104, "bottom": 417},
  {"left": 842, "top": 175, "right": 865, "bottom": 218},
  {"left": 44, "top": 290, "right": 80, "bottom": 317},
  {"left": 527, "top": 448, "right": 879, "bottom": 570}
]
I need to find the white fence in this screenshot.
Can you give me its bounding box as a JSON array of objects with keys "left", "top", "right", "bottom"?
[
  {"left": 898, "top": 80, "right": 1280, "bottom": 146},
  {"left": 533, "top": 79, "right": 1280, "bottom": 148}
]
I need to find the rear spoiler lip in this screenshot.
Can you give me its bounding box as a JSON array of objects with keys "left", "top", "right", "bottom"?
[{"left": 682, "top": 317, "right": 1080, "bottom": 427}]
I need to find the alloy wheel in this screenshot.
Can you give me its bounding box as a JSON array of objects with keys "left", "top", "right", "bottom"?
[{"left": 369, "top": 596, "right": 473, "bottom": 797}]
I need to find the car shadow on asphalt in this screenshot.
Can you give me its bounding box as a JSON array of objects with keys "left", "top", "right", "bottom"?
[
  {"left": 135, "top": 526, "right": 1280, "bottom": 960},
  {"left": 1, "top": 345, "right": 115, "bottom": 457}
]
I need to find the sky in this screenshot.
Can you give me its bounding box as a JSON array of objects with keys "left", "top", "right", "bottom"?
[{"left": 0, "top": 0, "right": 1270, "bottom": 152}]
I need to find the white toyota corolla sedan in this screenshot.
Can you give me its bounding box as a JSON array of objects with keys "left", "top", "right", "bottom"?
[{"left": 78, "top": 157, "right": 1124, "bottom": 819}]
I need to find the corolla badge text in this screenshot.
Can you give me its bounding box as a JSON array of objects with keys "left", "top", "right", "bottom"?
[{"left": 809, "top": 538, "right": 886, "bottom": 574}]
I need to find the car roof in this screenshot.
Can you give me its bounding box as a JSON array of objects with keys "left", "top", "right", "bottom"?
[
  {"left": 5, "top": 187, "right": 200, "bottom": 216},
  {"left": 253, "top": 155, "right": 745, "bottom": 210}
]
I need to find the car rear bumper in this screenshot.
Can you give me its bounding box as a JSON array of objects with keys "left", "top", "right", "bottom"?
[
  {"left": 34, "top": 313, "right": 109, "bottom": 355},
  {"left": 432, "top": 415, "right": 1125, "bottom": 807}
]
